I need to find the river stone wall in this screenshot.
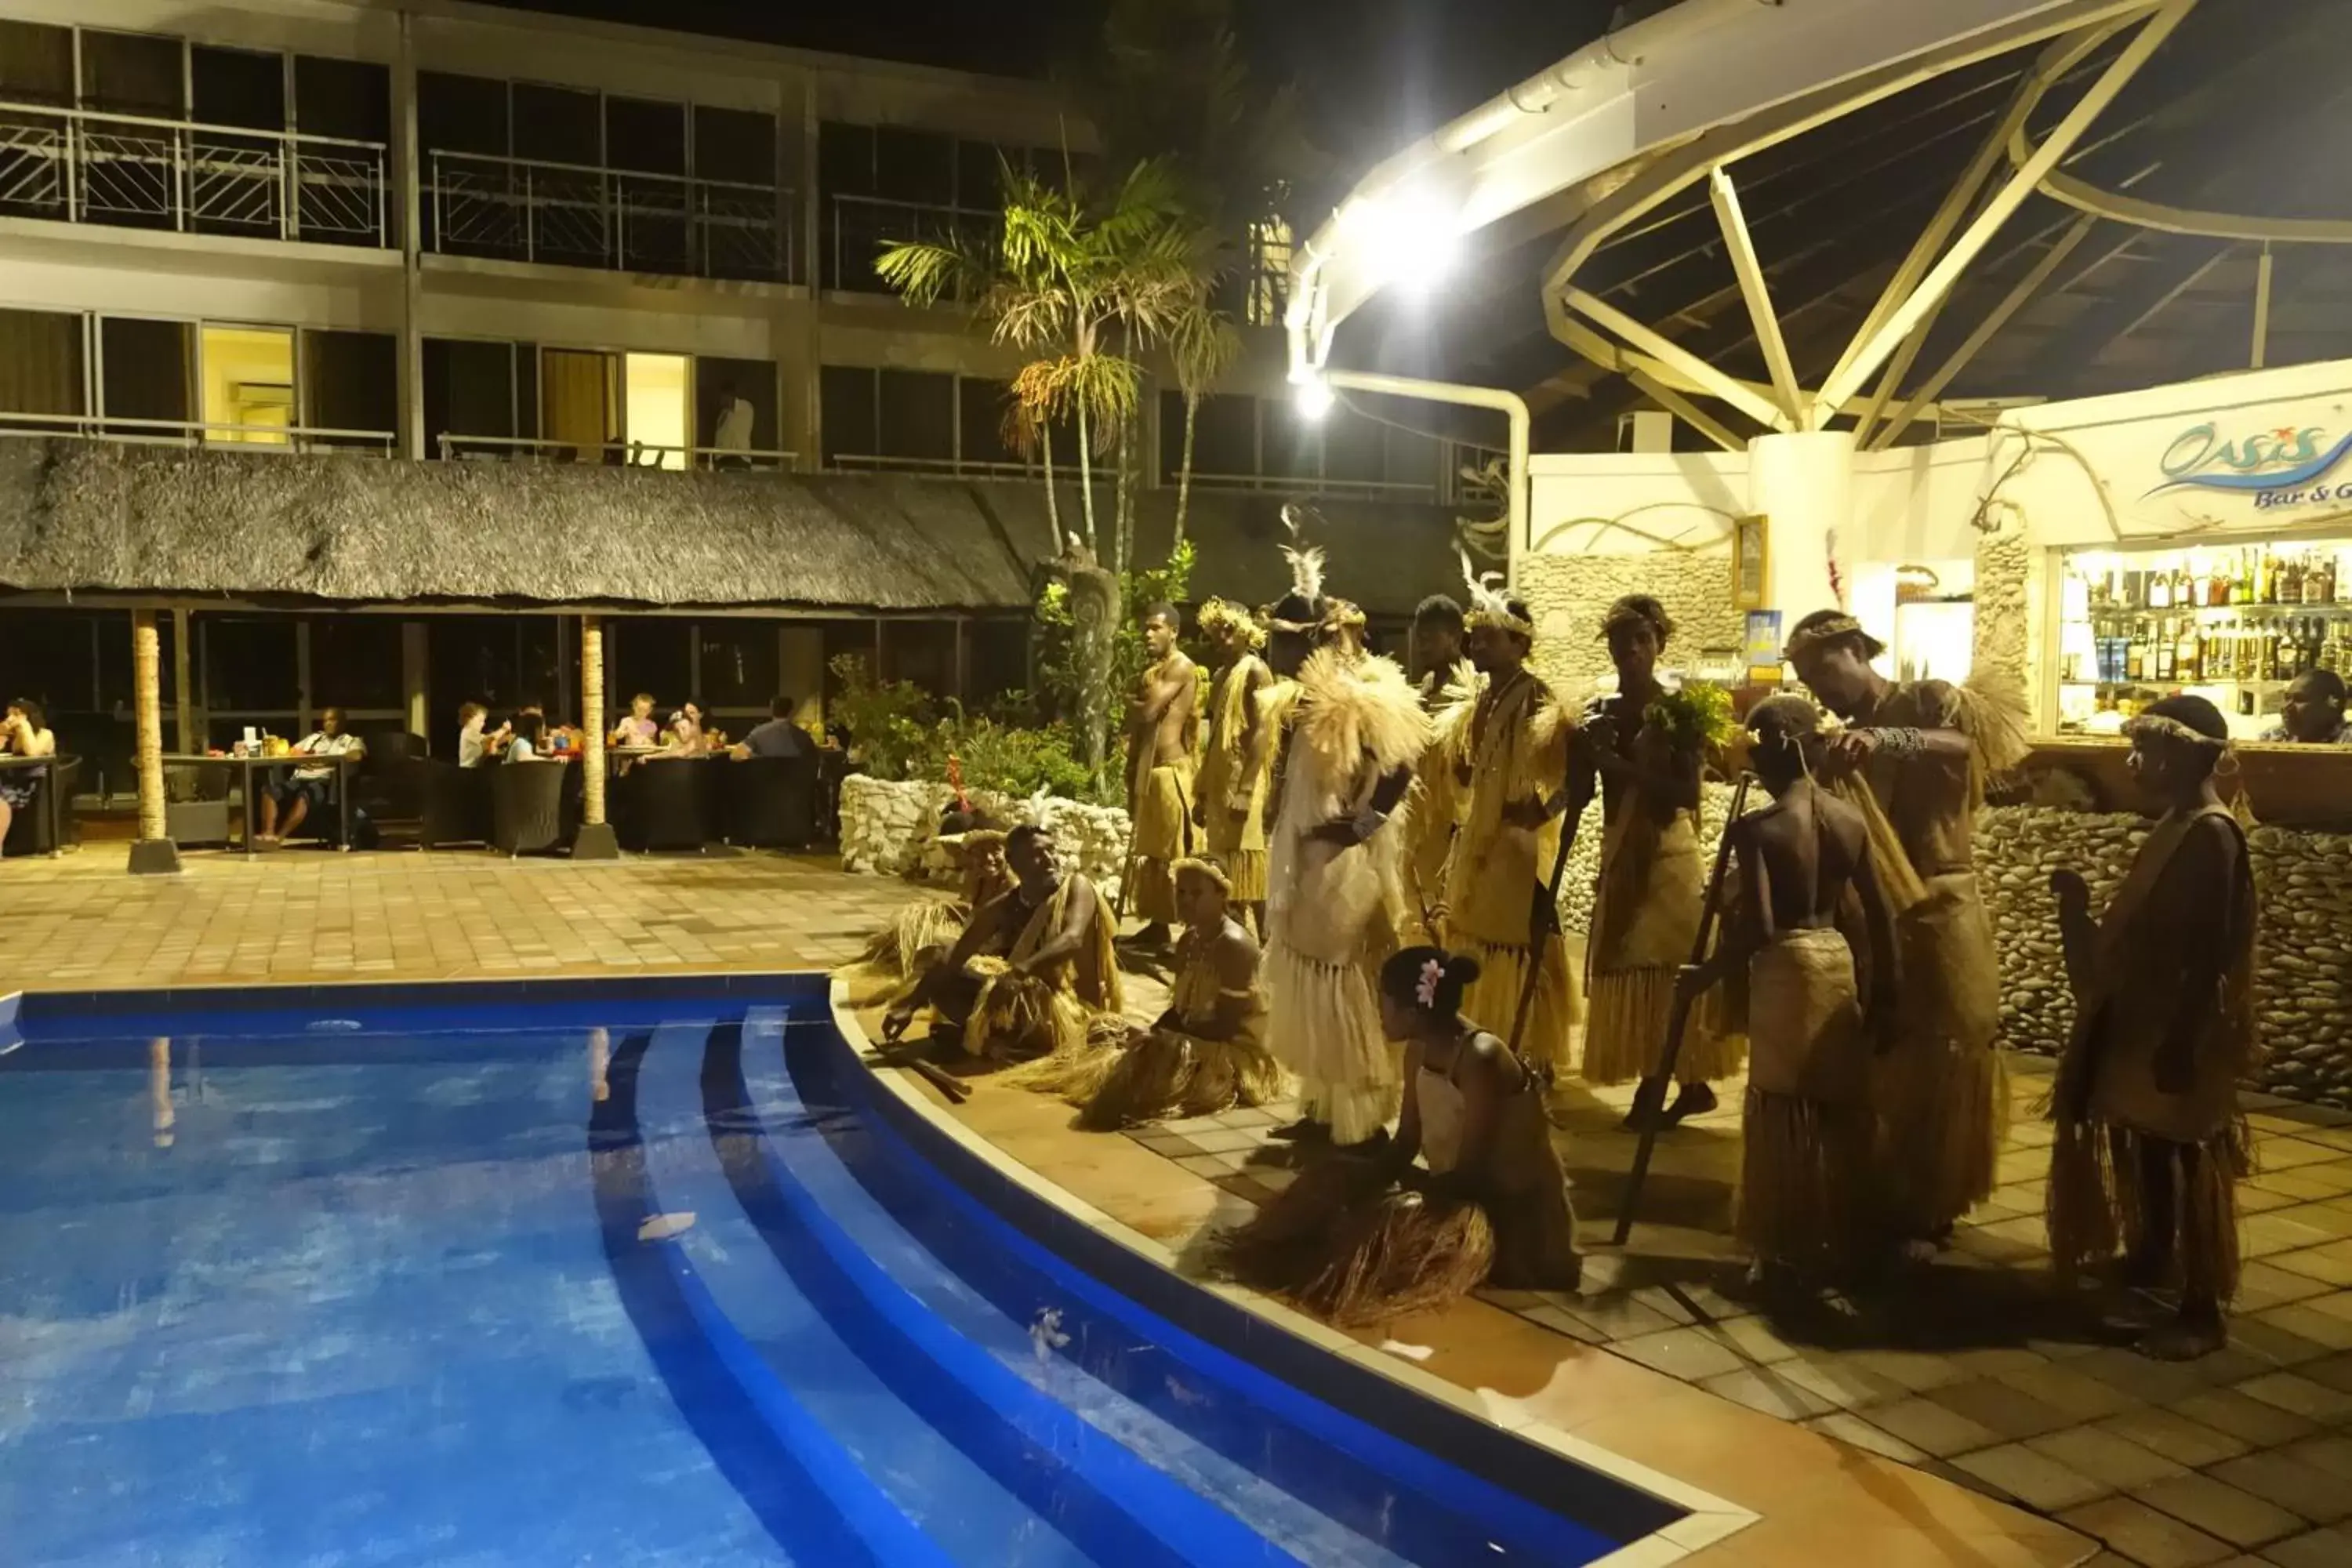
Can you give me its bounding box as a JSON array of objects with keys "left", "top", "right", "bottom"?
[
  {"left": 837, "top": 775, "right": 1131, "bottom": 900},
  {"left": 1517, "top": 549, "right": 1745, "bottom": 691}
]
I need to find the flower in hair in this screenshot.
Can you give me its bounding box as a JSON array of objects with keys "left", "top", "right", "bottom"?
[{"left": 1415, "top": 958, "right": 1443, "bottom": 1009}]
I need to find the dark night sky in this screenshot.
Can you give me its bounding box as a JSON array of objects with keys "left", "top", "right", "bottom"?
[{"left": 477, "top": 0, "right": 1617, "bottom": 172}]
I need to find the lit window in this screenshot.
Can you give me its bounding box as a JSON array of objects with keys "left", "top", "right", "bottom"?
[
  {"left": 1247, "top": 216, "right": 1292, "bottom": 328},
  {"left": 199, "top": 325, "right": 295, "bottom": 445}
]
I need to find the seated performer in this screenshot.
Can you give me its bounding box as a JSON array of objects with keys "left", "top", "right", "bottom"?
[
  {"left": 837, "top": 826, "right": 1011, "bottom": 1005},
  {"left": 1074, "top": 858, "right": 1281, "bottom": 1130},
  {"left": 1682, "top": 695, "right": 1898, "bottom": 1290},
  {"left": 1219, "top": 947, "right": 1581, "bottom": 1326},
  {"left": 880, "top": 824, "right": 1120, "bottom": 1058},
  {"left": 2047, "top": 695, "right": 2259, "bottom": 1362}
]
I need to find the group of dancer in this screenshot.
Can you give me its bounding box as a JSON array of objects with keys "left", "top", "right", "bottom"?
[{"left": 843, "top": 563, "right": 2263, "bottom": 1359}]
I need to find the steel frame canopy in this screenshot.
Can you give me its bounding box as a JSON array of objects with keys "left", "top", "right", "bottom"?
[{"left": 1284, "top": 0, "right": 2178, "bottom": 395}]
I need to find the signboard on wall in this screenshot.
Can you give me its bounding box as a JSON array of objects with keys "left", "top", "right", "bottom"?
[{"left": 1743, "top": 609, "right": 1782, "bottom": 683}]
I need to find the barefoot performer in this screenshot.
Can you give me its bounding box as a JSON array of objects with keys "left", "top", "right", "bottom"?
[
  {"left": 1436, "top": 569, "right": 1578, "bottom": 1081},
  {"left": 837, "top": 827, "right": 1012, "bottom": 1005},
  {"left": 1192, "top": 597, "right": 1276, "bottom": 935},
  {"left": 1075, "top": 858, "right": 1282, "bottom": 1129},
  {"left": 1785, "top": 609, "right": 2029, "bottom": 1250},
  {"left": 1682, "top": 696, "right": 1899, "bottom": 1287},
  {"left": 1263, "top": 545, "right": 1428, "bottom": 1152},
  {"left": 882, "top": 824, "right": 1120, "bottom": 1063},
  {"left": 1219, "top": 947, "right": 1581, "bottom": 1325},
  {"left": 1575, "top": 596, "right": 1742, "bottom": 1126},
  {"left": 1126, "top": 602, "right": 1200, "bottom": 949},
  {"left": 1404, "top": 593, "right": 1472, "bottom": 944},
  {"left": 2047, "top": 695, "right": 2258, "bottom": 1361}
]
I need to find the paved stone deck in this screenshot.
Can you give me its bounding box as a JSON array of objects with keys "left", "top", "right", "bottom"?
[{"left": 5, "top": 851, "right": 2348, "bottom": 1565}]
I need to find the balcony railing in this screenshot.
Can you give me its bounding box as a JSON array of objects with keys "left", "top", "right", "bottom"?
[
  {"left": 1183, "top": 469, "right": 1440, "bottom": 504},
  {"left": 0, "top": 410, "right": 397, "bottom": 454},
  {"left": 434, "top": 433, "right": 797, "bottom": 470},
  {"left": 427, "top": 149, "right": 795, "bottom": 283},
  {"left": 826, "top": 192, "right": 1000, "bottom": 293},
  {"left": 826, "top": 452, "right": 1045, "bottom": 481},
  {"left": 0, "top": 101, "right": 387, "bottom": 246}
]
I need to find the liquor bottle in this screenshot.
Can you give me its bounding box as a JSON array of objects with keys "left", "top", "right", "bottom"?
[
  {"left": 2178, "top": 565, "right": 2197, "bottom": 608},
  {"left": 2308, "top": 554, "right": 2332, "bottom": 604},
  {"left": 2210, "top": 561, "right": 2230, "bottom": 606},
  {"left": 2126, "top": 619, "right": 2150, "bottom": 682},
  {"left": 2176, "top": 616, "right": 2201, "bottom": 682},
  {"left": 2287, "top": 554, "right": 2307, "bottom": 604},
  {"left": 2154, "top": 619, "right": 2176, "bottom": 682},
  {"left": 2238, "top": 549, "right": 2257, "bottom": 604},
  {"left": 2148, "top": 567, "right": 2172, "bottom": 609}
]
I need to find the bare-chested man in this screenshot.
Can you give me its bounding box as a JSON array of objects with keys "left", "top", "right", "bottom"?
[
  {"left": 1127, "top": 602, "right": 1199, "bottom": 949},
  {"left": 1192, "top": 599, "right": 1275, "bottom": 935},
  {"left": 2048, "top": 694, "right": 2258, "bottom": 1361},
  {"left": 1683, "top": 695, "right": 1897, "bottom": 1289}
]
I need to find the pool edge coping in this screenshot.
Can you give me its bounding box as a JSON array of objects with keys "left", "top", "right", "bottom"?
[{"left": 825, "top": 978, "right": 1760, "bottom": 1568}]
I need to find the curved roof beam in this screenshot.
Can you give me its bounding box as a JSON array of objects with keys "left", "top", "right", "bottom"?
[
  {"left": 2023, "top": 154, "right": 2352, "bottom": 244},
  {"left": 1286, "top": 0, "right": 2166, "bottom": 382}
]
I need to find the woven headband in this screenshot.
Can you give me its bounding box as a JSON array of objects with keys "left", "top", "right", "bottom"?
[
  {"left": 1171, "top": 856, "right": 1232, "bottom": 895},
  {"left": 1782, "top": 614, "right": 1886, "bottom": 662},
  {"left": 1323, "top": 598, "right": 1369, "bottom": 634},
  {"left": 1196, "top": 597, "right": 1267, "bottom": 648},
  {"left": 2123, "top": 713, "right": 2230, "bottom": 753},
  {"left": 1468, "top": 603, "right": 1536, "bottom": 639}
]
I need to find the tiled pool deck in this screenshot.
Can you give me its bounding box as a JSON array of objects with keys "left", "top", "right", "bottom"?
[{"left": 5, "top": 851, "right": 2350, "bottom": 1566}]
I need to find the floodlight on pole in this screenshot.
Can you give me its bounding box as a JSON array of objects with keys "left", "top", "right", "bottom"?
[
  {"left": 1345, "top": 186, "right": 1463, "bottom": 295},
  {"left": 1291, "top": 373, "right": 1335, "bottom": 422}
]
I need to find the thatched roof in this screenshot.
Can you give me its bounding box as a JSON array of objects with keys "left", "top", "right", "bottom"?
[
  {"left": 0, "top": 441, "right": 1466, "bottom": 615},
  {"left": 0, "top": 441, "right": 1043, "bottom": 611}
]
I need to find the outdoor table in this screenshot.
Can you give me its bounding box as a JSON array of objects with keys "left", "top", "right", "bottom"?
[
  {"left": 158, "top": 753, "right": 364, "bottom": 854},
  {"left": 0, "top": 753, "right": 71, "bottom": 858}
]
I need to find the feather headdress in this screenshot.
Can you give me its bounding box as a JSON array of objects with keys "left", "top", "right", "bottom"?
[{"left": 1458, "top": 547, "right": 1534, "bottom": 640}]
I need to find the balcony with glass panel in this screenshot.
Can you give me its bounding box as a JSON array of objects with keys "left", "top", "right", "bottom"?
[
  {"left": 425, "top": 149, "right": 796, "bottom": 284},
  {"left": 0, "top": 101, "right": 389, "bottom": 248}
]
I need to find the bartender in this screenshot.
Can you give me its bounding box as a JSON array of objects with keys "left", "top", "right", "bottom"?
[{"left": 2261, "top": 670, "right": 2350, "bottom": 745}]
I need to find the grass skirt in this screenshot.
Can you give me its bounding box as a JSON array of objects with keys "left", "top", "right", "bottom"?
[
  {"left": 1216, "top": 849, "right": 1268, "bottom": 905},
  {"left": 835, "top": 897, "right": 964, "bottom": 1007},
  {"left": 962, "top": 960, "right": 1090, "bottom": 1066},
  {"left": 1265, "top": 940, "right": 1400, "bottom": 1144},
  {"left": 1076, "top": 1030, "right": 1288, "bottom": 1131},
  {"left": 2047, "top": 1118, "right": 2250, "bottom": 1305},
  {"left": 1739, "top": 1088, "right": 1871, "bottom": 1273},
  {"left": 1873, "top": 1037, "right": 2007, "bottom": 1236},
  {"left": 1216, "top": 1160, "right": 1496, "bottom": 1327},
  {"left": 1581, "top": 967, "right": 1745, "bottom": 1087},
  {"left": 1131, "top": 765, "right": 1194, "bottom": 924},
  {"left": 1456, "top": 934, "right": 1580, "bottom": 1079}
]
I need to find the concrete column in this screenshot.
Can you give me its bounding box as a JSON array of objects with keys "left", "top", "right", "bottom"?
[
  {"left": 129, "top": 610, "right": 179, "bottom": 874},
  {"left": 394, "top": 15, "right": 425, "bottom": 460},
  {"left": 172, "top": 607, "right": 194, "bottom": 753},
  {"left": 1747, "top": 429, "right": 1888, "bottom": 663},
  {"left": 575, "top": 613, "right": 619, "bottom": 859},
  {"left": 780, "top": 623, "right": 824, "bottom": 727},
  {"left": 295, "top": 619, "right": 313, "bottom": 735},
  {"left": 401, "top": 620, "right": 428, "bottom": 739}
]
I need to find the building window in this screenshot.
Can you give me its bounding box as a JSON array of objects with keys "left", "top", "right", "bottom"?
[
  {"left": 0, "top": 308, "right": 85, "bottom": 430},
  {"left": 622, "top": 353, "right": 689, "bottom": 470},
  {"left": 199, "top": 325, "right": 296, "bottom": 446}
]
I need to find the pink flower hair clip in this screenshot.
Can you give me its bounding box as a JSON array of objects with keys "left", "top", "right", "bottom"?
[{"left": 1415, "top": 958, "right": 1443, "bottom": 1009}]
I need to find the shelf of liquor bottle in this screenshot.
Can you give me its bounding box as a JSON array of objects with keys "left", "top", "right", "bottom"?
[
  {"left": 2060, "top": 679, "right": 2300, "bottom": 690},
  {"left": 2081, "top": 601, "right": 2352, "bottom": 620}
]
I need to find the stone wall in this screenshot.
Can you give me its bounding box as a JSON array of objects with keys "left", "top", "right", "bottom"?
[
  {"left": 1980, "top": 807, "right": 2352, "bottom": 1107},
  {"left": 1972, "top": 510, "right": 2032, "bottom": 695},
  {"left": 837, "top": 775, "right": 1131, "bottom": 900},
  {"left": 1518, "top": 549, "right": 1744, "bottom": 691}
]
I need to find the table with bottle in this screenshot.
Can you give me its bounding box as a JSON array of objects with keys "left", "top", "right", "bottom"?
[{"left": 2059, "top": 539, "right": 2352, "bottom": 733}]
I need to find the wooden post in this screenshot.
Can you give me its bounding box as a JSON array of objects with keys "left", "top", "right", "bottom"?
[
  {"left": 171, "top": 607, "right": 194, "bottom": 753},
  {"left": 129, "top": 609, "right": 180, "bottom": 874},
  {"left": 574, "top": 612, "right": 619, "bottom": 858}
]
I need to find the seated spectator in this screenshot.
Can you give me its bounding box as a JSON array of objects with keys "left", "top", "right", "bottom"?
[
  {"left": 2259, "top": 670, "right": 2350, "bottom": 745},
  {"left": 733, "top": 695, "right": 811, "bottom": 760},
  {"left": 609, "top": 693, "right": 659, "bottom": 752},
  {"left": 503, "top": 711, "right": 546, "bottom": 762},
  {"left": 259, "top": 707, "right": 364, "bottom": 844},
  {"left": 0, "top": 696, "right": 57, "bottom": 855},
  {"left": 659, "top": 708, "right": 709, "bottom": 757},
  {"left": 458, "top": 702, "right": 491, "bottom": 768}
]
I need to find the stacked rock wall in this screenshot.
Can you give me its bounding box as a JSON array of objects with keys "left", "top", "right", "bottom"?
[
  {"left": 1516, "top": 550, "right": 1744, "bottom": 691},
  {"left": 837, "top": 775, "right": 1131, "bottom": 901}
]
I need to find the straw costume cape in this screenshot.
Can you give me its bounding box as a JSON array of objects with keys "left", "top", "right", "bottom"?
[
  {"left": 1832, "top": 665, "right": 2031, "bottom": 1233},
  {"left": 1197, "top": 652, "right": 1277, "bottom": 905},
  {"left": 1432, "top": 673, "right": 1581, "bottom": 1078},
  {"left": 835, "top": 835, "right": 1011, "bottom": 1007},
  {"left": 1264, "top": 646, "right": 1429, "bottom": 1143},
  {"left": 2046, "top": 800, "right": 2259, "bottom": 1305},
  {"left": 1128, "top": 652, "right": 1201, "bottom": 925},
  {"left": 1579, "top": 691, "right": 1744, "bottom": 1087},
  {"left": 964, "top": 873, "right": 1124, "bottom": 1090},
  {"left": 1073, "top": 916, "right": 1283, "bottom": 1130},
  {"left": 1403, "top": 661, "right": 1476, "bottom": 945},
  {"left": 1219, "top": 1039, "right": 1579, "bottom": 1326}
]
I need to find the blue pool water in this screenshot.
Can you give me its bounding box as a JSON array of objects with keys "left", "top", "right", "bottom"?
[{"left": 0, "top": 979, "right": 1679, "bottom": 1566}]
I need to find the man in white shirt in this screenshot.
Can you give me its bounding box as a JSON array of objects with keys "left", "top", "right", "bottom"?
[
  {"left": 259, "top": 707, "right": 365, "bottom": 843},
  {"left": 712, "top": 380, "right": 755, "bottom": 469}
]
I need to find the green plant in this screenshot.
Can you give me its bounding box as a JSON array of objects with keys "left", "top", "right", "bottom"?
[
  {"left": 1647, "top": 681, "right": 1737, "bottom": 754},
  {"left": 827, "top": 654, "right": 935, "bottom": 780},
  {"left": 938, "top": 705, "right": 1099, "bottom": 803}
]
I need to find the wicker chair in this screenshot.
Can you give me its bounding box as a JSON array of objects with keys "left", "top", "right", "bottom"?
[
  {"left": 491, "top": 760, "right": 569, "bottom": 857},
  {"left": 1, "top": 757, "right": 79, "bottom": 855},
  {"left": 721, "top": 754, "right": 818, "bottom": 848},
  {"left": 419, "top": 761, "right": 493, "bottom": 848},
  {"left": 621, "top": 757, "right": 712, "bottom": 851}
]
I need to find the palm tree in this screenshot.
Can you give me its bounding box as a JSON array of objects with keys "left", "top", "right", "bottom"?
[{"left": 1166, "top": 291, "right": 1242, "bottom": 548}]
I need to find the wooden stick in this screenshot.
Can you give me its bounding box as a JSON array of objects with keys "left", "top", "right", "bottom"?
[
  {"left": 1611, "top": 772, "right": 1753, "bottom": 1247},
  {"left": 1504, "top": 791, "right": 1585, "bottom": 1066},
  {"left": 875, "top": 1040, "right": 971, "bottom": 1104}
]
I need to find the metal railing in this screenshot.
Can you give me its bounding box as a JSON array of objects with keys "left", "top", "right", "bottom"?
[
  {"left": 826, "top": 452, "right": 1039, "bottom": 481},
  {"left": 1182, "top": 468, "right": 1439, "bottom": 504},
  {"left": 0, "top": 100, "right": 387, "bottom": 245},
  {"left": 434, "top": 432, "right": 797, "bottom": 470},
  {"left": 427, "top": 149, "right": 794, "bottom": 282},
  {"left": 0, "top": 409, "right": 397, "bottom": 454},
  {"left": 826, "top": 192, "right": 1000, "bottom": 292}
]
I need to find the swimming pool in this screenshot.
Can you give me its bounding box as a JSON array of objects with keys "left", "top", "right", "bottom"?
[{"left": 0, "top": 977, "right": 1692, "bottom": 1566}]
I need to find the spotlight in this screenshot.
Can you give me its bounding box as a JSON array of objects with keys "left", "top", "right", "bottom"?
[
  {"left": 1349, "top": 187, "right": 1461, "bottom": 293},
  {"left": 1293, "top": 376, "right": 1334, "bottom": 422}
]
